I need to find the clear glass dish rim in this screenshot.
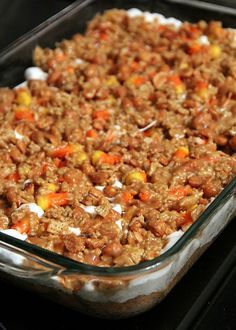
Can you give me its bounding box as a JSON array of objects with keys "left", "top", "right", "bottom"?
[
  {"left": 1, "top": 177, "right": 235, "bottom": 276},
  {"left": 0, "top": 0, "right": 235, "bottom": 277}
]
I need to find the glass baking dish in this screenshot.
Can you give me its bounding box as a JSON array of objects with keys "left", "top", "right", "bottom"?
[{"left": 0, "top": 0, "right": 235, "bottom": 319}]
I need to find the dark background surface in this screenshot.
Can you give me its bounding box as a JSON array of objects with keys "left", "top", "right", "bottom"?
[{"left": 0, "top": 1, "right": 235, "bottom": 329}]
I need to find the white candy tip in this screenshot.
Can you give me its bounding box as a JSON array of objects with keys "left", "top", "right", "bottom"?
[
  {"left": 14, "top": 130, "right": 24, "bottom": 140},
  {"left": 127, "top": 8, "right": 182, "bottom": 28},
  {"left": 17, "top": 203, "right": 44, "bottom": 218},
  {"left": 115, "top": 219, "right": 123, "bottom": 230},
  {"left": 199, "top": 35, "right": 210, "bottom": 45},
  {"left": 68, "top": 227, "right": 81, "bottom": 236},
  {"left": 82, "top": 205, "right": 97, "bottom": 215},
  {"left": 75, "top": 58, "right": 84, "bottom": 65},
  {"left": 112, "top": 204, "right": 122, "bottom": 214},
  {"left": 25, "top": 67, "right": 48, "bottom": 81},
  {"left": 112, "top": 179, "right": 123, "bottom": 189},
  {"left": 95, "top": 185, "right": 105, "bottom": 192},
  {"left": 127, "top": 8, "right": 143, "bottom": 17}
]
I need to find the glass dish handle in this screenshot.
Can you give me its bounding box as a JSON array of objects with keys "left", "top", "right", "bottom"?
[{"left": 0, "top": 240, "right": 63, "bottom": 278}]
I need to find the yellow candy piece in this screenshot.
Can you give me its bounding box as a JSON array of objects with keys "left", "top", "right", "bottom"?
[
  {"left": 106, "top": 75, "right": 119, "bottom": 87},
  {"left": 75, "top": 151, "right": 88, "bottom": 164},
  {"left": 16, "top": 91, "right": 32, "bottom": 106},
  {"left": 125, "top": 170, "right": 147, "bottom": 185},
  {"left": 72, "top": 143, "right": 83, "bottom": 152},
  {"left": 190, "top": 204, "right": 198, "bottom": 211},
  {"left": 175, "top": 84, "right": 185, "bottom": 95},
  {"left": 209, "top": 44, "right": 221, "bottom": 59},
  {"left": 197, "top": 88, "right": 209, "bottom": 100},
  {"left": 44, "top": 183, "right": 58, "bottom": 192},
  {"left": 36, "top": 195, "right": 50, "bottom": 211},
  {"left": 180, "top": 146, "right": 189, "bottom": 154},
  {"left": 91, "top": 150, "right": 105, "bottom": 165}
]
